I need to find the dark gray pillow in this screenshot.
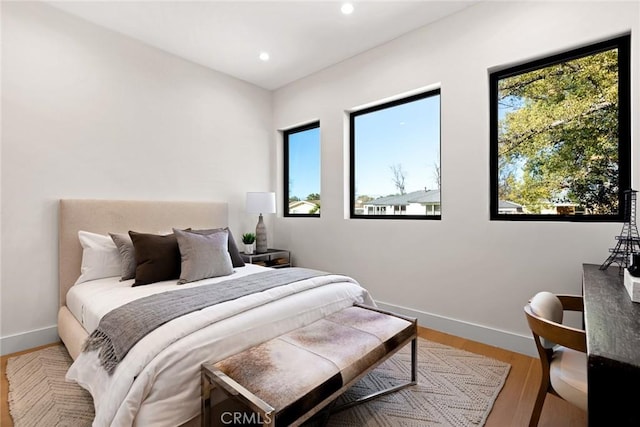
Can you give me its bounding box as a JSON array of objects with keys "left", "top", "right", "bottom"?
[
  {"left": 189, "top": 227, "right": 245, "bottom": 268},
  {"left": 109, "top": 232, "right": 136, "bottom": 280},
  {"left": 129, "top": 231, "right": 181, "bottom": 286},
  {"left": 174, "top": 228, "right": 234, "bottom": 284}
]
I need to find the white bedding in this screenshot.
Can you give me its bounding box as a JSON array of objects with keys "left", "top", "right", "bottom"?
[
  {"left": 66, "top": 263, "right": 269, "bottom": 334},
  {"left": 65, "top": 265, "right": 374, "bottom": 427}
]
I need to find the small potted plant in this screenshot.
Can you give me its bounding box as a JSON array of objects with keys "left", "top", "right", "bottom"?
[{"left": 242, "top": 232, "right": 256, "bottom": 255}]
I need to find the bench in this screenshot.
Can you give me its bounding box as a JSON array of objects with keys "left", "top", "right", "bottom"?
[{"left": 201, "top": 304, "right": 417, "bottom": 427}]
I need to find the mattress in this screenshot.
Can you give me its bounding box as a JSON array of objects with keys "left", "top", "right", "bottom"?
[{"left": 65, "top": 265, "right": 374, "bottom": 427}]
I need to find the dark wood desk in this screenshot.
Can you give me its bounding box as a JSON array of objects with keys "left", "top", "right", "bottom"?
[{"left": 582, "top": 263, "right": 640, "bottom": 426}]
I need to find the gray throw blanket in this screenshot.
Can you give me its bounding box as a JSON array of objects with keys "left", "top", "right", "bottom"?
[{"left": 84, "top": 268, "right": 335, "bottom": 374}]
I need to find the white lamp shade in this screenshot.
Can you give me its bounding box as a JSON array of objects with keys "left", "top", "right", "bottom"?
[{"left": 246, "top": 192, "right": 276, "bottom": 214}]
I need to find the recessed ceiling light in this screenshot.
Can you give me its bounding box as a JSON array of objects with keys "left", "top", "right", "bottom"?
[
  {"left": 259, "top": 52, "right": 270, "bottom": 61},
  {"left": 341, "top": 3, "right": 354, "bottom": 15}
]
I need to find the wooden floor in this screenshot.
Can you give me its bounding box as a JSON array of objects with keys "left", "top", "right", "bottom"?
[{"left": 0, "top": 328, "right": 586, "bottom": 427}]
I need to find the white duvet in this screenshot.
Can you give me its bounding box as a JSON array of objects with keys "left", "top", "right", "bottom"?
[{"left": 65, "top": 265, "right": 374, "bottom": 427}]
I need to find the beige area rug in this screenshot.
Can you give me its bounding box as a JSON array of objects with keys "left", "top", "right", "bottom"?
[
  {"left": 6, "top": 339, "right": 510, "bottom": 427},
  {"left": 6, "top": 345, "right": 93, "bottom": 427}
]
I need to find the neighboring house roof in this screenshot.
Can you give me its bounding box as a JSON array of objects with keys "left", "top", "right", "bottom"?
[
  {"left": 367, "top": 189, "right": 440, "bottom": 206},
  {"left": 410, "top": 190, "right": 441, "bottom": 204},
  {"left": 289, "top": 200, "right": 319, "bottom": 207},
  {"left": 365, "top": 191, "right": 521, "bottom": 209},
  {"left": 551, "top": 202, "right": 579, "bottom": 207},
  {"left": 288, "top": 200, "right": 319, "bottom": 213},
  {"left": 498, "top": 200, "right": 523, "bottom": 209}
]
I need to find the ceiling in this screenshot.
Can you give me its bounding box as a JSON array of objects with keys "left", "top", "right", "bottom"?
[{"left": 48, "top": 1, "right": 477, "bottom": 91}]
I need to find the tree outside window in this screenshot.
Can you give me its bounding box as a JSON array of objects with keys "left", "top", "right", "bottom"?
[{"left": 490, "top": 35, "right": 630, "bottom": 221}]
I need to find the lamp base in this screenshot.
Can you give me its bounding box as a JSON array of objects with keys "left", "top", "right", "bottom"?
[{"left": 255, "top": 214, "right": 268, "bottom": 253}]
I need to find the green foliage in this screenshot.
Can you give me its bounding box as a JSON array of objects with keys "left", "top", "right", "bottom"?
[
  {"left": 309, "top": 203, "right": 320, "bottom": 214},
  {"left": 289, "top": 196, "right": 300, "bottom": 202},
  {"left": 241, "top": 232, "right": 256, "bottom": 244},
  {"left": 498, "top": 48, "right": 620, "bottom": 214},
  {"left": 306, "top": 193, "right": 320, "bottom": 201}
]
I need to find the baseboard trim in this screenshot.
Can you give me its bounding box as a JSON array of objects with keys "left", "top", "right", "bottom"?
[
  {"left": 375, "top": 300, "right": 536, "bottom": 357},
  {"left": 1, "top": 325, "right": 59, "bottom": 356}
]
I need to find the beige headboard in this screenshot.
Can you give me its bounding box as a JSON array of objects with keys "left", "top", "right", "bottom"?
[{"left": 59, "top": 199, "right": 228, "bottom": 307}]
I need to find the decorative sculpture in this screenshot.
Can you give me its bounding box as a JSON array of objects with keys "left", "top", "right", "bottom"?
[{"left": 600, "top": 189, "right": 640, "bottom": 274}]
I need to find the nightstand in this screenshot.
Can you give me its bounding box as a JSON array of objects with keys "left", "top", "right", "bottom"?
[{"left": 240, "top": 248, "right": 291, "bottom": 268}]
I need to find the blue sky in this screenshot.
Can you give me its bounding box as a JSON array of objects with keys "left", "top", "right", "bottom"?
[
  {"left": 288, "top": 127, "right": 321, "bottom": 200},
  {"left": 287, "top": 94, "right": 441, "bottom": 200},
  {"left": 354, "top": 95, "right": 440, "bottom": 198}
]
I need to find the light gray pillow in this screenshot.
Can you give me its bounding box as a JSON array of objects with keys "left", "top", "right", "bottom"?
[
  {"left": 109, "top": 232, "right": 136, "bottom": 280},
  {"left": 188, "top": 228, "right": 245, "bottom": 268},
  {"left": 174, "top": 228, "right": 234, "bottom": 284}
]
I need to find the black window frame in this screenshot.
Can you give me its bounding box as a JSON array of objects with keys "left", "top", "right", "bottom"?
[
  {"left": 349, "top": 89, "right": 442, "bottom": 220},
  {"left": 283, "top": 121, "right": 321, "bottom": 218},
  {"left": 489, "top": 35, "right": 631, "bottom": 222}
]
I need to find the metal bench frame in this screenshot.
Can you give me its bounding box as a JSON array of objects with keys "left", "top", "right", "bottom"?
[{"left": 201, "top": 304, "right": 417, "bottom": 427}]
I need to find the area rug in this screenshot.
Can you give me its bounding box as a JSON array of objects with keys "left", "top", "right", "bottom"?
[
  {"left": 6, "top": 345, "right": 93, "bottom": 427},
  {"left": 6, "top": 339, "right": 510, "bottom": 427}
]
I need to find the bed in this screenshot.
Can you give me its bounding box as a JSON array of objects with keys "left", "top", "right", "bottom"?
[{"left": 57, "top": 199, "right": 374, "bottom": 427}]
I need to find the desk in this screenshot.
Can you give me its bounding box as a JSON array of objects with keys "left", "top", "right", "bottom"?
[{"left": 582, "top": 263, "right": 640, "bottom": 426}]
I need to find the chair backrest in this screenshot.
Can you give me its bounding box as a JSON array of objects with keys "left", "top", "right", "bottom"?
[
  {"left": 524, "top": 292, "right": 587, "bottom": 356},
  {"left": 529, "top": 292, "right": 563, "bottom": 348}
]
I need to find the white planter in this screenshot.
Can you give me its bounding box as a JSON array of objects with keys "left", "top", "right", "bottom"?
[{"left": 244, "top": 243, "right": 255, "bottom": 254}]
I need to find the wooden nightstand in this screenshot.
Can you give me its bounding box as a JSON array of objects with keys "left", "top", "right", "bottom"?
[{"left": 240, "top": 248, "right": 291, "bottom": 268}]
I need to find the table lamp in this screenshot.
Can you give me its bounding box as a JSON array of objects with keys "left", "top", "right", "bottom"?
[{"left": 246, "top": 192, "right": 276, "bottom": 253}]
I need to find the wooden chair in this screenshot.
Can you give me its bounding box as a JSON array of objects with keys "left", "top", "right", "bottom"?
[{"left": 524, "top": 291, "right": 588, "bottom": 427}]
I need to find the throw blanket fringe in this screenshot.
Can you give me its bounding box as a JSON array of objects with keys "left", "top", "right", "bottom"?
[
  {"left": 83, "top": 268, "right": 341, "bottom": 374},
  {"left": 84, "top": 330, "right": 120, "bottom": 374}
]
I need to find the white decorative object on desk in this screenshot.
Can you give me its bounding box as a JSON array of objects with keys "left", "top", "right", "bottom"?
[{"left": 623, "top": 269, "right": 640, "bottom": 303}]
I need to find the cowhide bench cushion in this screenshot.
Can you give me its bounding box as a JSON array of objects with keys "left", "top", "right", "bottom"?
[{"left": 201, "top": 304, "right": 417, "bottom": 427}]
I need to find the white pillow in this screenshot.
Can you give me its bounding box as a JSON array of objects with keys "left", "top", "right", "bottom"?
[{"left": 75, "top": 231, "right": 122, "bottom": 285}]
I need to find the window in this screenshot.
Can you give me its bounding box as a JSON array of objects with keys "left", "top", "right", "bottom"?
[
  {"left": 490, "top": 35, "right": 630, "bottom": 221},
  {"left": 283, "top": 121, "right": 321, "bottom": 217},
  {"left": 350, "top": 90, "right": 441, "bottom": 219}
]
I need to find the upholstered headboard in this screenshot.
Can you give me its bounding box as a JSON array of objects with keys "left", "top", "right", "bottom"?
[{"left": 58, "top": 199, "right": 228, "bottom": 307}]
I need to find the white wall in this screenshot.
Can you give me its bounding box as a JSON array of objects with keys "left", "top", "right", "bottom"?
[
  {"left": 1, "top": 2, "right": 273, "bottom": 354},
  {"left": 272, "top": 1, "right": 640, "bottom": 355}
]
